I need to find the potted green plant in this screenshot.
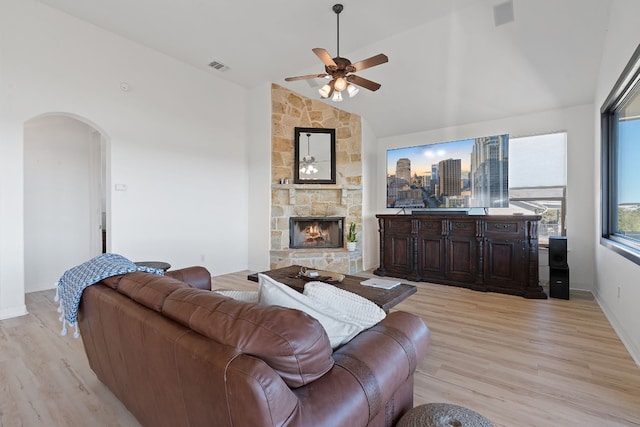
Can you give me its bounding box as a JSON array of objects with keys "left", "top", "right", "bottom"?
[{"left": 346, "top": 222, "right": 357, "bottom": 251}]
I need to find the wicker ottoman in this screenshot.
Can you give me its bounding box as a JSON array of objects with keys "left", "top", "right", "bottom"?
[{"left": 396, "top": 403, "right": 492, "bottom": 427}]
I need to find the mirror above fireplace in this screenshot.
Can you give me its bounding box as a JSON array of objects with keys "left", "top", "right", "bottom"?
[{"left": 294, "top": 127, "right": 336, "bottom": 185}]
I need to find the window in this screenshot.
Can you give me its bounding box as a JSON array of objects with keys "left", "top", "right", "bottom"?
[
  {"left": 500, "top": 132, "right": 567, "bottom": 246},
  {"left": 601, "top": 44, "right": 640, "bottom": 265},
  {"left": 509, "top": 187, "right": 566, "bottom": 245}
]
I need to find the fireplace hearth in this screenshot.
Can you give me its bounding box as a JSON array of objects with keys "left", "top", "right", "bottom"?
[{"left": 289, "top": 217, "right": 344, "bottom": 249}]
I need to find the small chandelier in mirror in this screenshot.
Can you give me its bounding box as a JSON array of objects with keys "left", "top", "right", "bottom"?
[{"left": 299, "top": 133, "right": 318, "bottom": 175}]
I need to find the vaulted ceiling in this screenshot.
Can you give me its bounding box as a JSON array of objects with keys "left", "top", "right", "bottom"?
[{"left": 35, "top": 0, "right": 612, "bottom": 138}]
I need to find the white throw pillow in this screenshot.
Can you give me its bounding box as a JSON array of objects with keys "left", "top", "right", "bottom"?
[
  {"left": 214, "top": 290, "right": 259, "bottom": 303},
  {"left": 258, "top": 274, "right": 361, "bottom": 349},
  {"left": 303, "top": 281, "right": 386, "bottom": 329}
]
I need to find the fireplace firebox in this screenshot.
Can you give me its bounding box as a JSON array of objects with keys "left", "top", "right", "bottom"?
[{"left": 289, "top": 217, "right": 344, "bottom": 249}]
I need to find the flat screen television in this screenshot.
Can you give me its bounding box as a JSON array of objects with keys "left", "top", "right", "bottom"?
[{"left": 386, "top": 134, "right": 509, "bottom": 209}]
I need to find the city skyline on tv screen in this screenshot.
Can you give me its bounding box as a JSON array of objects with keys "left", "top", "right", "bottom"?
[{"left": 386, "top": 134, "right": 509, "bottom": 209}]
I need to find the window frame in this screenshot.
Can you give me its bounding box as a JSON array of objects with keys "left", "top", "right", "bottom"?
[{"left": 601, "top": 43, "right": 640, "bottom": 265}]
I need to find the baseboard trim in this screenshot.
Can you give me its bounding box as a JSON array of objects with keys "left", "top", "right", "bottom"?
[
  {"left": 0, "top": 305, "right": 29, "bottom": 321},
  {"left": 593, "top": 290, "right": 640, "bottom": 367}
]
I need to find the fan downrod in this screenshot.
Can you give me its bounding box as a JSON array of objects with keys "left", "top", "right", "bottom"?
[{"left": 332, "top": 4, "right": 344, "bottom": 58}]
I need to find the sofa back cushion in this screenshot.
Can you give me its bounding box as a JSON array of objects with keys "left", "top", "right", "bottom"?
[
  {"left": 163, "top": 287, "right": 334, "bottom": 388},
  {"left": 115, "top": 272, "right": 189, "bottom": 311}
]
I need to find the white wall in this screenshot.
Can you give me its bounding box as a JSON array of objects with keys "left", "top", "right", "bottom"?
[
  {"left": 24, "top": 115, "right": 100, "bottom": 292},
  {"left": 376, "top": 104, "right": 596, "bottom": 291},
  {"left": 0, "top": 0, "right": 249, "bottom": 318},
  {"left": 246, "top": 83, "right": 272, "bottom": 272},
  {"left": 593, "top": 0, "right": 640, "bottom": 365},
  {"left": 361, "top": 118, "right": 378, "bottom": 271},
  {"left": 0, "top": 110, "right": 27, "bottom": 320}
]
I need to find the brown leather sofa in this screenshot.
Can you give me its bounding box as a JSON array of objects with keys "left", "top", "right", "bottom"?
[{"left": 78, "top": 266, "right": 430, "bottom": 427}]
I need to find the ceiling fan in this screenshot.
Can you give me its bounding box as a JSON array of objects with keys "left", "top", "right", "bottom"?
[{"left": 285, "top": 3, "right": 388, "bottom": 102}]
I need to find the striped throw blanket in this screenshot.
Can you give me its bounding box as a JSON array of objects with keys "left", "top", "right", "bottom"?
[{"left": 55, "top": 253, "right": 164, "bottom": 338}]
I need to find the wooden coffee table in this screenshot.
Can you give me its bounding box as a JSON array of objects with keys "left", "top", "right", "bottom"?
[{"left": 247, "top": 265, "right": 416, "bottom": 312}]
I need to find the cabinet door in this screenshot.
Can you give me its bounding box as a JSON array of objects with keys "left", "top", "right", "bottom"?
[
  {"left": 484, "top": 220, "right": 527, "bottom": 290},
  {"left": 446, "top": 238, "right": 477, "bottom": 282},
  {"left": 383, "top": 218, "right": 413, "bottom": 276},
  {"left": 417, "top": 219, "right": 446, "bottom": 279},
  {"left": 484, "top": 239, "right": 526, "bottom": 289},
  {"left": 446, "top": 220, "right": 477, "bottom": 283}
]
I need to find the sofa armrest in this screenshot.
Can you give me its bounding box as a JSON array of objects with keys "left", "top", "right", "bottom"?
[
  {"left": 286, "top": 311, "right": 430, "bottom": 426},
  {"left": 334, "top": 311, "right": 430, "bottom": 420},
  {"left": 165, "top": 266, "right": 212, "bottom": 290}
]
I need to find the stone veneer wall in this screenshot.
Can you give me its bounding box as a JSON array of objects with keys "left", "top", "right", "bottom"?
[{"left": 270, "top": 84, "right": 362, "bottom": 274}]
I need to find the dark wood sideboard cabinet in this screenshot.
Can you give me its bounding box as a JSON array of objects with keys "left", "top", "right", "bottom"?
[{"left": 374, "top": 214, "right": 547, "bottom": 299}]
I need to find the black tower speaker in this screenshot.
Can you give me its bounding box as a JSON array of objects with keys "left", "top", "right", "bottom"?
[
  {"left": 548, "top": 236, "right": 569, "bottom": 299},
  {"left": 548, "top": 236, "right": 568, "bottom": 268},
  {"left": 549, "top": 268, "right": 570, "bottom": 299}
]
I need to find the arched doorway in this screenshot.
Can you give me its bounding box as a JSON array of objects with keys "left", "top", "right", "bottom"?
[{"left": 23, "top": 113, "right": 108, "bottom": 293}]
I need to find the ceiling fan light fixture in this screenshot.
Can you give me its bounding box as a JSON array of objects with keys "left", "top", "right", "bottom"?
[
  {"left": 332, "top": 91, "right": 343, "bottom": 102},
  {"left": 300, "top": 164, "right": 319, "bottom": 175},
  {"left": 334, "top": 77, "right": 348, "bottom": 92},
  {"left": 347, "top": 84, "right": 359, "bottom": 98},
  {"left": 319, "top": 83, "right": 332, "bottom": 98}
]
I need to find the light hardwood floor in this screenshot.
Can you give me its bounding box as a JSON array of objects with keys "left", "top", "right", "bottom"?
[{"left": 1, "top": 271, "right": 639, "bottom": 426}]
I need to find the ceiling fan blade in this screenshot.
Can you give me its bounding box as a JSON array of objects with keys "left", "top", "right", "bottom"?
[
  {"left": 285, "top": 73, "right": 328, "bottom": 82},
  {"left": 312, "top": 48, "right": 337, "bottom": 68},
  {"left": 347, "top": 74, "right": 382, "bottom": 92},
  {"left": 350, "top": 54, "right": 389, "bottom": 72}
]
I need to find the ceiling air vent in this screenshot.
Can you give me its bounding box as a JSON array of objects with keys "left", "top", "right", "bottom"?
[
  {"left": 493, "top": 1, "right": 514, "bottom": 27},
  {"left": 208, "top": 60, "right": 230, "bottom": 72}
]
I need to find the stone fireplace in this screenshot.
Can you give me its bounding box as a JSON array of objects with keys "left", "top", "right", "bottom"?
[
  {"left": 289, "top": 217, "right": 344, "bottom": 249},
  {"left": 270, "top": 84, "right": 362, "bottom": 274}
]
